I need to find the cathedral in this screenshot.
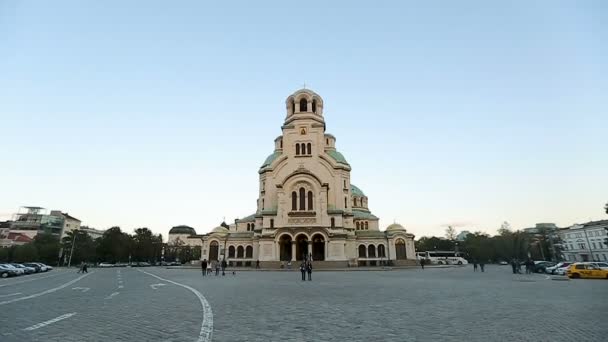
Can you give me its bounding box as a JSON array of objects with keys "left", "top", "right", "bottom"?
[{"left": 169, "top": 89, "right": 415, "bottom": 267}]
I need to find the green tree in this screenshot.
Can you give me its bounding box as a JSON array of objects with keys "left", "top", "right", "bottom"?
[
  {"left": 132, "top": 228, "right": 163, "bottom": 262},
  {"left": 13, "top": 243, "right": 38, "bottom": 262},
  {"left": 96, "top": 227, "right": 133, "bottom": 263},
  {"left": 33, "top": 233, "right": 61, "bottom": 265},
  {"left": 445, "top": 226, "right": 456, "bottom": 240},
  {"left": 61, "top": 230, "right": 97, "bottom": 265},
  {"left": 415, "top": 236, "right": 454, "bottom": 252}
]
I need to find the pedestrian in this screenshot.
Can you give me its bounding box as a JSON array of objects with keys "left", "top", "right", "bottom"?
[
  {"left": 207, "top": 262, "right": 212, "bottom": 275},
  {"left": 307, "top": 262, "right": 312, "bottom": 281},
  {"left": 300, "top": 262, "right": 306, "bottom": 281},
  {"left": 510, "top": 259, "right": 517, "bottom": 274},
  {"left": 479, "top": 261, "right": 485, "bottom": 272},
  {"left": 516, "top": 260, "right": 522, "bottom": 274},
  {"left": 473, "top": 261, "right": 478, "bottom": 272},
  {"left": 215, "top": 262, "right": 220, "bottom": 276},
  {"left": 77, "top": 262, "right": 83, "bottom": 273},
  {"left": 256, "top": 260, "right": 260, "bottom": 269},
  {"left": 83, "top": 263, "right": 88, "bottom": 273},
  {"left": 221, "top": 259, "right": 227, "bottom": 276},
  {"left": 420, "top": 258, "right": 425, "bottom": 270},
  {"left": 201, "top": 259, "right": 207, "bottom": 277}
]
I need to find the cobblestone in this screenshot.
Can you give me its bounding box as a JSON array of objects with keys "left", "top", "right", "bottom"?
[{"left": 1, "top": 265, "right": 607, "bottom": 341}]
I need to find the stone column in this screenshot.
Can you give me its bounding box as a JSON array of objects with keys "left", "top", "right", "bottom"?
[
  {"left": 308, "top": 241, "right": 313, "bottom": 260},
  {"left": 291, "top": 241, "right": 296, "bottom": 262}
]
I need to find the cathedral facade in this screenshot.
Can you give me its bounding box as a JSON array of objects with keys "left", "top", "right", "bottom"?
[{"left": 169, "top": 89, "right": 415, "bottom": 267}]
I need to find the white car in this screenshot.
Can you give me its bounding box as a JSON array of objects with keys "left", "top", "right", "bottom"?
[
  {"left": 99, "top": 263, "right": 114, "bottom": 268},
  {"left": 545, "top": 262, "right": 572, "bottom": 274},
  {"left": 555, "top": 266, "right": 570, "bottom": 275},
  {"left": 0, "top": 264, "right": 25, "bottom": 275}
]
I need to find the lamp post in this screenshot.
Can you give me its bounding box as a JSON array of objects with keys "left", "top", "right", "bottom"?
[{"left": 67, "top": 232, "right": 77, "bottom": 267}]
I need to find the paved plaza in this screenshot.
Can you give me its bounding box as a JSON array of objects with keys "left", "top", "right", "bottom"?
[{"left": 1, "top": 266, "right": 607, "bottom": 342}]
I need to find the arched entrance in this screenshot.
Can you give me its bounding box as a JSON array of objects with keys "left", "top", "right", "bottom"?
[
  {"left": 395, "top": 239, "right": 407, "bottom": 260},
  {"left": 209, "top": 241, "right": 219, "bottom": 261},
  {"left": 296, "top": 235, "right": 309, "bottom": 261},
  {"left": 279, "top": 235, "right": 292, "bottom": 261},
  {"left": 312, "top": 234, "right": 325, "bottom": 261}
]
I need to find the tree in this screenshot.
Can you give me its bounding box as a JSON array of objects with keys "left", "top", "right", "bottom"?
[
  {"left": 445, "top": 226, "right": 456, "bottom": 240},
  {"left": 61, "top": 230, "right": 96, "bottom": 265},
  {"left": 33, "top": 233, "right": 61, "bottom": 265},
  {"left": 96, "top": 227, "right": 133, "bottom": 263},
  {"left": 605, "top": 201, "right": 608, "bottom": 215},
  {"left": 498, "top": 221, "right": 512, "bottom": 236},
  {"left": 132, "top": 228, "right": 163, "bottom": 262},
  {"left": 416, "top": 236, "right": 454, "bottom": 252},
  {"left": 13, "top": 243, "right": 38, "bottom": 262}
]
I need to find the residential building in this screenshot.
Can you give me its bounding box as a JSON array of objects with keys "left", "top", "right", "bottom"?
[
  {"left": 79, "top": 226, "right": 105, "bottom": 240},
  {"left": 560, "top": 220, "right": 608, "bottom": 262}
]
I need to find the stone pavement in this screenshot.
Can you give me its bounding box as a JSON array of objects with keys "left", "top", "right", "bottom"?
[{"left": 1, "top": 265, "right": 607, "bottom": 341}]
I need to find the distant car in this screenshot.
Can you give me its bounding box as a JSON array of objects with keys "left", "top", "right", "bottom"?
[
  {"left": 138, "top": 262, "right": 151, "bottom": 267},
  {"left": 10, "top": 263, "right": 36, "bottom": 274},
  {"left": 567, "top": 263, "right": 608, "bottom": 279},
  {"left": 499, "top": 261, "right": 508, "bottom": 265},
  {"left": 30, "top": 263, "right": 48, "bottom": 272},
  {"left": 99, "top": 262, "right": 114, "bottom": 268},
  {"left": 23, "top": 263, "right": 42, "bottom": 272},
  {"left": 545, "top": 262, "right": 572, "bottom": 274},
  {"left": 43, "top": 264, "right": 53, "bottom": 271},
  {"left": 533, "top": 261, "right": 556, "bottom": 273}
]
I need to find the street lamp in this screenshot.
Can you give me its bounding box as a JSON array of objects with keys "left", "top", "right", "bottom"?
[{"left": 67, "top": 232, "right": 77, "bottom": 267}]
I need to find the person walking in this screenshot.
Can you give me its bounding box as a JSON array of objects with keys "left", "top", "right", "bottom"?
[
  {"left": 307, "top": 262, "right": 313, "bottom": 281},
  {"left": 510, "top": 259, "right": 517, "bottom": 274},
  {"left": 473, "top": 260, "right": 478, "bottom": 272},
  {"left": 201, "top": 259, "right": 207, "bottom": 277},
  {"left": 77, "top": 262, "right": 84, "bottom": 273},
  {"left": 215, "top": 262, "right": 220, "bottom": 276},
  {"left": 420, "top": 258, "right": 425, "bottom": 270},
  {"left": 479, "top": 261, "right": 485, "bottom": 272},
  {"left": 256, "top": 260, "right": 260, "bottom": 269},
  {"left": 221, "top": 259, "right": 227, "bottom": 276},
  {"left": 83, "top": 263, "right": 88, "bottom": 273},
  {"left": 300, "top": 262, "right": 306, "bottom": 281}
]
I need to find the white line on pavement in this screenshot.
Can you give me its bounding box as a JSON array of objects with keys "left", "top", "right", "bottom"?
[
  {"left": 117, "top": 285, "right": 123, "bottom": 289},
  {"left": 0, "top": 292, "right": 21, "bottom": 298},
  {"left": 0, "top": 272, "right": 92, "bottom": 306},
  {"left": 138, "top": 269, "right": 213, "bottom": 342},
  {"left": 104, "top": 291, "right": 119, "bottom": 300},
  {"left": 23, "top": 312, "right": 77, "bottom": 331},
  {"left": 0, "top": 271, "right": 70, "bottom": 288}
]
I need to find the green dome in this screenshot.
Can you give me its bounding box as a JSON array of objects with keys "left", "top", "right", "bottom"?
[
  {"left": 350, "top": 184, "right": 365, "bottom": 197},
  {"left": 211, "top": 226, "right": 229, "bottom": 234},
  {"left": 169, "top": 225, "right": 196, "bottom": 235},
  {"left": 326, "top": 150, "right": 350, "bottom": 166},
  {"left": 261, "top": 151, "right": 281, "bottom": 168},
  {"left": 386, "top": 223, "right": 406, "bottom": 232}
]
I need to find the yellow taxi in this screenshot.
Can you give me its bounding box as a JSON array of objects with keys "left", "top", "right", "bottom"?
[{"left": 566, "top": 263, "right": 608, "bottom": 279}]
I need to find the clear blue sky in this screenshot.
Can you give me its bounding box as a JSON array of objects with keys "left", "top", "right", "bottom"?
[{"left": 1, "top": 1, "right": 606, "bottom": 240}]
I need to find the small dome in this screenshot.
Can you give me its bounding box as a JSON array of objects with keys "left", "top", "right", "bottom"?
[
  {"left": 211, "top": 226, "right": 229, "bottom": 234},
  {"left": 169, "top": 225, "right": 197, "bottom": 235},
  {"left": 386, "top": 223, "right": 406, "bottom": 232},
  {"left": 350, "top": 184, "right": 365, "bottom": 197}
]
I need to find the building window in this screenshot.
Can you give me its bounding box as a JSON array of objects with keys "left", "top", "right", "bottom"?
[
  {"left": 345, "top": 197, "right": 347, "bottom": 208},
  {"left": 327, "top": 138, "right": 329, "bottom": 145},
  {"left": 246, "top": 223, "right": 250, "bottom": 231},
  {"left": 330, "top": 217, "right": 335, "bottom": 228},
  {"left": 604, "top": 254, "right": 607, "bottom": 261},
  {"left": 569, "top": 244, "right": 574, "bottom": 250},
  {"left": 356, "top": 222, "right": 360, "bottom": 229},
  {"left": 228, "top": 246, "right": 235, "bottom": 258},
  {"left": 237, "top": 246, "right": 244, "bottom": 258},
  {"left": 262, "top": 199, "right": 264, "bottom": 210},
  {"left": 296, "top": 144, "right": 300, "bottom": 155},
  {"left": 280, "top": 139, "right": 283, "bottom": 148},
  {"left": 270, "top": 219, "right": 274, "bottom": 229},
  {"left": 252, "top": 223, "right": 255, "bottom": 230},
  {"left": 358, "top": 245, "right": 366, "bottom": 258},
  {"left": 307, "top": 143, "right": 311, "bottom": 155},
  {"left": 592, "top": 243, "right": 596, "bottom": 249},
  {"left": 300, "top": 98, "right": 308, "bottom": 112},
  {"left": 299, "top": 187, "right": 306, "bottom": 210},
  {"left": 365, "top": 222, "right": 369, "bottom": 230},
  {"left": 312, "top": 99, "right": 317, "bottom": 113},
  {"left": 378, "top": 245, "right": 386, "bottom": 258},
  {"left": 343, "top": 180, "right": 346, "bottom": 188},
  {"left": 368, "top": 245, "right": 376, "bottom": 258},
  {"left": 307, "top": 191, "right": 313, "bottom": 210},
  {"left": 292, "top": 191, "right": 297, "bottom": 210},
  {"left": 246, "top": 246, "right": 253, "bottom": 258}
]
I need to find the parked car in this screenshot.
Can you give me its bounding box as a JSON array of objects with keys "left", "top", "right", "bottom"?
[
  {"left": 498, "top": 261, "right": 509, "bottom": 265},
  {"left": 554, "top": 265, "right": 571, "bottom": 275},
  {"left": 23, "top": 263, "right": 42, "bottom": 272},
  {"left": 545, "top": 262, "right": 572, "bottom": 274},
  {"left": 0, "top": 264, "right": 25, "bottom": 275},
  {"left": 99, "top": 262, "right": 114, "bottom": 268},
  {"left": 533, "top": 261, "right": 556, "bottom": 273},
  {"left": 30, "top": 262, "right": 48, "bottom": 272},
  {"left": 0, "top": 264, "right": 22, "bottom": 277},
  {"left": 567, "top": 263, "right": 608, "bottom": 279},
  {"left": 10, "top": 263, "right": 36, "bottom": 274},
  {"left": 1, "top": 268, "right": 13, "bottom": 278}
]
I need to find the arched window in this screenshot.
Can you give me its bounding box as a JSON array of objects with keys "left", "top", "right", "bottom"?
[
  {"left": 356, "top": 222, "right": 360, "bottom": 229},
  {"left": 296, "top": 144, "right": 300, "bottom": 155},
  {"left": 395, "top": 239, "right": 407, "bottom": 260},
  {"left": 262, "top": 199, "right": 264, "bottom": 210},
  {"left": 307, "top": 191, "right": 313, "bottom": 210},
  {"left": 358, "top": 245, "right": 367, "bottom": 258},
  {"left": 365, "top": 222, "right": 369, "bottom": 230},
  {"left": 270, "top": 219, "right": 274, "bottom": 229},
  {"left": 330, "top": 217, "right": 335, "bottom": 228},
  {"left": 246, "top": 223, "right": 250, "bottom": 231},
  {"left": 280, "top": 139, "right": 283, "bottom": 148},
  {"left": 326, "top": 138, "right": 329, "bottom": 145},
  {"left": 291, "top": 100, "right": 295, "bottom": 114},
  {"left": 228, "top": 246, "right": 235, "bottom": 258},
  {"left": 292, "top": 191, "right": 297, "bottom": 210},
  {"left": 368, "top": 245, "right": 376, "bottom": 258},
  {"left": 301, "top": 143, "right": 306, "bottom": 154},
  {"left": 252, "top": 223, "right": 255, "bottom": 230},
  {"left": 299, "top": 187, "right": 306, "bottom": 210},
  {"left": 344, "top": 197, "right": 347, "bottom": 208},
  {"left": 246, "top": 246, "right": 253, "bottom": 258},
  {"left": 378, "top": 245, "right": 386, "bottom": 258},
  {"left": 354, "top": 198, "right": 358, "bottom": 207},
  {"left": 300, "top": 98, "right": 308, "bottom": 112},
  {"left": 237, "top": 246, "right": 244, "bottom": 258},
  {"left": 312, "top": 99, "right": 317, "bottom": 113},
  {"left": 307, "top": 143, "right": 311, "bottom": 155}
]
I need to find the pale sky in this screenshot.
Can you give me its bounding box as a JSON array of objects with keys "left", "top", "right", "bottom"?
[{"left": 1, "top": 1, "right": 606, "bottom": 240}]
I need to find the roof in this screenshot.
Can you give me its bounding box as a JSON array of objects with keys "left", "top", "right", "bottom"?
[
  {"left": 62, "top": 213, "right": 81, "bottom": 222},
  {"left": 386, "top": 223, "right": 406, "bottom": 232},
  {"left": 352, "top": 209, "right": 378, "bottom": 220},
  {"left": 211, "top": 226, "right": 229, "bottom": 234},
  {"left": 355, "top": 230, "right": 386, "bottom": 238},
  {"left": 7, "top": 232, "right": 33, "bottom": 243},
  {"left": 350, "top": 184, "right": 365, "bottom": 197},
  {"left": 326, "top": 150, "right": 349, "bottom": 166},
  {"left": 169, "top": 225, "right": 197, "bottom": 235},
  {"left": 237, "top": 213, "right": 256, "bottom": 222},
  {"left": 582, "top": 219, "right": 608, "bottom": 227},
  {"left": 260, "top": 151, "right": 281, "bottom": 168}
]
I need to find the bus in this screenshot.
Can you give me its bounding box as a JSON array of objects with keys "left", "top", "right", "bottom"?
[{"left": 416, "top": 251, "right": 468, "bottom": 265}]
